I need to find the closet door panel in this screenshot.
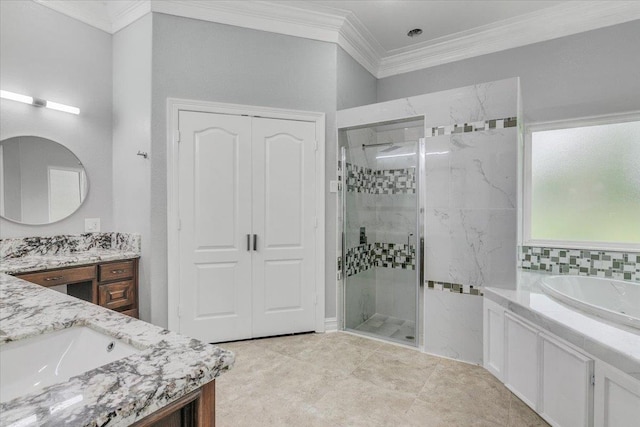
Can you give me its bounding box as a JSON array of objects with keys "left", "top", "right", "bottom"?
[
  {"left": 178, "top": 111, "right": 253, "bottom": 343},
  {"left": 251, "top": 117, "right": 317, "bottom": 337}
]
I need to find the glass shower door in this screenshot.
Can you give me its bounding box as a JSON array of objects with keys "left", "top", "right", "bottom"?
[{"left": 341, "top": 119, "right": 423, "bottom": 347}]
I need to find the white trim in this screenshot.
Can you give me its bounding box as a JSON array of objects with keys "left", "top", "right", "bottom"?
[
  {"left": 324, "top": 317, "right": 338, "bottom": 332},
  {"left": 31, "top": 0, "right": 640, "bottom": 78},
  {"left": 111, "top": 1, "right": 152, "bottom": 33},
  {"left": 377, "top": 2, "right": 640, "bottom": 78},
  {"left": 166, "top": 98, "right": 326, "bottom": 334},
  {"left": 523, "top": 112, "right": 640, "bottom": 252}
]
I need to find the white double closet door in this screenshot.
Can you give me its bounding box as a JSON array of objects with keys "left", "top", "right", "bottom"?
[{"left": 178, "top": 111, "right": 317, "bottom": 343}]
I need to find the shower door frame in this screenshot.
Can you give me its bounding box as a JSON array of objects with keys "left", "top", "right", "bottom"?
[{"left": 339, "top": 128, "right": 425, "bottom": 348}]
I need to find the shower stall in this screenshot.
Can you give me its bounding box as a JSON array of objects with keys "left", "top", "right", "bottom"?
[{"left": 339, "top": 118, "right": 424, "bottom": 347}]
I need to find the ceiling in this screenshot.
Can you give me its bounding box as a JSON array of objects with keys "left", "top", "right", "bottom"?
[
  {"left": 281, "top": 1, "right": 564, "bottom": 52},
  {"left": 32, "top": 0, "right": 640, "bottom": 78}
]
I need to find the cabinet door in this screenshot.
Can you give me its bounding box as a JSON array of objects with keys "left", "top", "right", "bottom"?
[
  {"left": 594, "top": 360, "right": 640, "bottom": 427},
  {"left": 504, "top": 312, "right": 539, "bottom": 410},
  {"left": 539, "top": 333, "right": 593, "bottom": 427},
  {"left": 483, "top": 298, "right": 504, "bottom": 380}
]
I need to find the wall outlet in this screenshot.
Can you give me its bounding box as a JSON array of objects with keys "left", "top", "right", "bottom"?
[{"left": 85, "top": 218, "right": 101, "bottom": 232}]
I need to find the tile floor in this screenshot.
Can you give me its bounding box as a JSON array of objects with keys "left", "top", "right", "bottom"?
[
  {"left": 353, "top": 313, "right": 416, "bottom": 345},
  {"left": 216, "top": 332, "right": 549, "bottom": 426}
]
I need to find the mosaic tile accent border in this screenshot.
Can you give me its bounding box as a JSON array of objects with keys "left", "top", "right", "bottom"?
[
  {"left": 427, "top": 116, "right": 517, "bottom": 138},
  {"left": 346, "top": 163, "right": 416, "bottom": 195},
  {"left": 427, "top": 280, "right": 484, "bottom": 296},
  {"left": 519, "top": 246, "right": 640, "bottom": 282},
  {"left": 0, "top": 233, "right": 141, "bottom": 259},
  {"left": 345, "top": 242, "right": 416, "bottom": 277}
]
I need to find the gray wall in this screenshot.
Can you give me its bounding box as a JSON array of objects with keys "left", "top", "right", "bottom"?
[
  {"left": 0, "top": 0, "right": 113, "bottom": 237},
  {"left": 150, "top": 13, "right": 338, "bottom": 326},
  {"left": 112, "top": 15, "right": 153, "bottom": 322},
  {"left": 337, "top": 47, "right": 377, "bottom": 110},
  {"left": 377, "top": 20, "right": 640, "bottom": 121}
]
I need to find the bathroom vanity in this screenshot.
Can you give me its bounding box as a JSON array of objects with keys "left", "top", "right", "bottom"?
[
  {"left": 16, "top": 258, "right": 139, "bottom": 318},
  {"left": 0, "top": 273, "right": 234, "bottom": 426}
]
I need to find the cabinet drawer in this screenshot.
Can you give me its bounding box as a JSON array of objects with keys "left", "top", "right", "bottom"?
[
  {"left": 18, "top": 265, "right": 96, "bottom": 287},
  {"left": 99, "top": 260, "right": 134, "bottom": 282},
  {"left": 99, "top": 280, "right": 135, "bottom": 310}
]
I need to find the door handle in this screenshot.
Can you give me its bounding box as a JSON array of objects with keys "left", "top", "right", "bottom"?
[
  {"left": 247, "top": 234, "right": 251, "bottom": 251},
  {"left": 253, "top": 234, "right": 257, "bottom": 251}
]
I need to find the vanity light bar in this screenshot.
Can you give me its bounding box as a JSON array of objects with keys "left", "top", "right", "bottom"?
[{"left": 0, "top": 90, "right": 80, "bottom": 115}]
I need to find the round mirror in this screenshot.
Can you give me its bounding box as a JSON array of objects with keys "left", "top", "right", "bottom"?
[{"left": 0, "top": 136, "right": 88, "bottom": 225}]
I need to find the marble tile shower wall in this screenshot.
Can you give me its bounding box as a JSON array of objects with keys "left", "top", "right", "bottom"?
[
  {"left": 346, "top": 163, "right": 416, "bottom": 195},
  {"left": 424, "top": 127, "right": 518, "bottom": 293},
  {"left": 519, "top": 246, "right": 640, "bottom": 282}
]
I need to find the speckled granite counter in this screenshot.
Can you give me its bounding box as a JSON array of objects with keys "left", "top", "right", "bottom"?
[
  {"left": 0, "top": 232, "right": 141, "bottom": 274},
  {"left": 0, "top": 274, "right": 235, "bottom": 426},
  {"left": 485, "top": 271, "right": 640, "bottom": 380}
]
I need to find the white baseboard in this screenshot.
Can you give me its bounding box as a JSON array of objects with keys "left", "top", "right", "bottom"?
[{"left": 324, "top": 317, "right": 338, "bottom": 332}]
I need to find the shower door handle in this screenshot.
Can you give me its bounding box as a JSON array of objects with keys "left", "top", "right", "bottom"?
[
  {"left": 407, "top": 233, "right": 414, "bottom": 247},
  {"left": 253, "top": 234, "right": 258, "bottom": 251},
  {"left": 247, "top": 234, "right": 251, "bottom": 251}
]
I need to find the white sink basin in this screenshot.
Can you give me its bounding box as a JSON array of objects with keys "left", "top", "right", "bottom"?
[{"left": 0, "top": 326, "right": 140, "bottom": 403}]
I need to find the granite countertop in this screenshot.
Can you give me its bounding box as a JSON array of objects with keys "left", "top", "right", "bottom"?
[
  {"left": 0, "top": 249, "right": 140, "bottom": 275},
  {"left": 485, "top": 271, "right": 640, "bottom": 380},
  {"left": 0, "top": 273, "right": 235, "bottom": 426},
  {"left": 0, "top": 249, "right": 140, "bottom": 274}
]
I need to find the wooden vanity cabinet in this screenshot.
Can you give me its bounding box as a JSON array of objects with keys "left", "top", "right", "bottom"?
[
  {"left": 16, "top": 258, "right": 139, "bottom": 318},
  {"left": 132, "top": 380, "right": 216, "bottom": 427}
]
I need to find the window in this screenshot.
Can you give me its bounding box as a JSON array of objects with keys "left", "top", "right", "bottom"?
[{"left": 525, "top": 116, "right": 640, "bottom": 250}]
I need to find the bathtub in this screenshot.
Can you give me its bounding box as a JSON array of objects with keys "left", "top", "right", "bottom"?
[{"left": 540, "top": 275, "right": 640, "bottom": 330}]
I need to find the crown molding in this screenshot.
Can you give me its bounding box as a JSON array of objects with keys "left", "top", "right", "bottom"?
[
  {"left": 152, "top": 0, "right": 345, "bottom": 43},
  {"left": 30, "top": 0, "right": 640, "bottom": 79},
  {"left": 111, "top": 1, "right": 152, "bottom": 33},
  {"left": 33, "top": 0, "right": 114, "bottom": 33},
  {"left": 377, "top": 1, "right": 640, "bottom": 78},
  {"left": 34, "top": 0, "right": 150, "bottom": 33}
]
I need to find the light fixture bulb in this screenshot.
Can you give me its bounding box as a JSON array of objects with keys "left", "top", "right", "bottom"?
[
  {"left": 0, "top": 90, "right": 33, "bottom": 105},
  {"left": 45, "top": 100, "right": 80, "bottom": 115}
]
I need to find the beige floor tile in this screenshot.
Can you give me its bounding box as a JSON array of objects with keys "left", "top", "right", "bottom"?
[
  {"left": 418, "top": 359, "right": 511, "bottom": 426},
  {"left": 216, "top": 332, "right": 548, "bottom": 427},
  {"left": 351, "top": 346, "right": 439, "bottom": 395},
  {"left": 312, "top": 376, "right": 417, "bottom": 427},
  {"left": 294, "top": 336, "right": 377, "bottom": 375},
  {"left": 508, "top": 392, "right": 550, "bottom": 427},
  {"left": 251, "top": 332, "right": 325, "bottom": 358}
]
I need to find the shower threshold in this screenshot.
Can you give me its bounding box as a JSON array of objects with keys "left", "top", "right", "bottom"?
[{"left": 347, "top": 313, "right": 416, "bottom": 347}]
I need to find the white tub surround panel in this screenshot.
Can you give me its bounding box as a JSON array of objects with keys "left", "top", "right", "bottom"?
[
  {"left": 484, "top": 272, "right": 640, "bottom": 381},
  {"left": 0, "top": 274, "right": 234, "bottom": 426},
  {"left": 484, "top": 271, "right": 640, "bottom": 426}
]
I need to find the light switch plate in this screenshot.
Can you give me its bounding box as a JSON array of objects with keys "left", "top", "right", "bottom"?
[
  {"left": 329, "top": 180, "right": 340, "bottom": 193},
  {"left": 85, "top": 218, "right": 101, "bottom": 232}
]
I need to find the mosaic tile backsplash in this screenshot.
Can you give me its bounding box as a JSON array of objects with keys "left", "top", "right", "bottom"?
[
  {"left": 346, "top": 163, "right": 416, "bottom": 195},
  {"left": 345, "top": 242, "right": 416, "bottom": 277},
  {"left": 427, "top": 116, "right": 517, "bottom": 137},
  {"left": 519, "top": 246, "right": 640, "bottom": 282}
]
